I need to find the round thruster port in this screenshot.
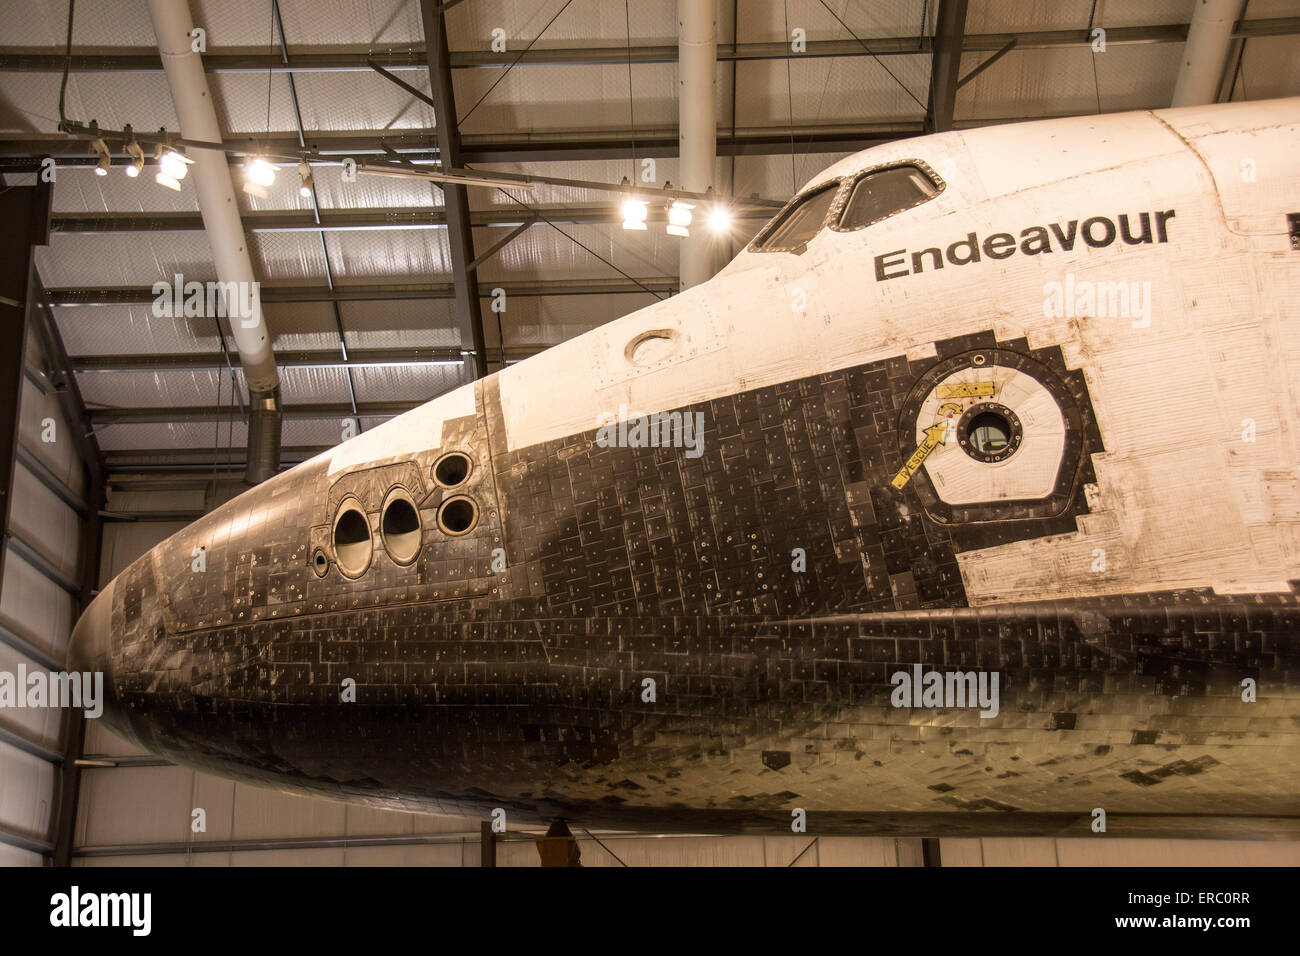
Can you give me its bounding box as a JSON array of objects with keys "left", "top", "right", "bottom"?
[
  {"left": 433, "top": 451, "right": 473, "bottom": 488},
  {"left": 437, "top": 495, "right": 478, "bottom": 536},
  {"left": 957, "top": 402, "right": 1023, "bottom": 464},
  {"left": 311, "top": 548, "right": 329, "bottom": 577},
  {"left": 331, "top": 497, "right": 373, "bottom": 578},
  {"left": 380, "top": 486, "right": 422, "bottom": 566}
]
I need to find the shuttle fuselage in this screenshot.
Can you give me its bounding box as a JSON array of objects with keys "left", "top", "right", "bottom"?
[{"left": 71, "top": 98, "right": 1300, "bottom": 836}]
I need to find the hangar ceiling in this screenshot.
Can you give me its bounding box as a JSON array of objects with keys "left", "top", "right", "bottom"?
[
  {"left": 2, "top": 0, "right": 1297, "bottom": 486},
  {"left": 1, "top": 0, "right": 1299, "bottom": 867}
]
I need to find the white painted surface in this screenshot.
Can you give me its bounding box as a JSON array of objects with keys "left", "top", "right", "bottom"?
[
  {"left": 485, "top": 97, "right": 1300, "bottom": 602},
  {"left": 914, "top": 366, "right": 1066, "bottom": 505}
]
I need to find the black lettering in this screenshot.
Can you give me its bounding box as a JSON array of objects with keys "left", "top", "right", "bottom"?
[
  {"left": 1020, "top": 226, "right": 1052, "bottom": 255},
  {"left": 875, "top": 250, "right": 909, "bottom": 281},
  {"left": 982, "top": 233, "right": 1016, "bottom": 260},
  {"left": 1119, "top": 212, "right": 1153, "bottom": 244},
  {"left": 1155, "top": 209, "right": 1176, "bottom": 242},
  {"left": 1049, "top": 220, "right": 1079, "bottom": 251},
  {"left": 911, "top": 248, "right": 944, "bottom": 273},
  {"left": 1082, "top": 216, "right": 1116, "bottom": 247},
  {"left": 946, "top": 232, "right": 981, "bottom": 266}
]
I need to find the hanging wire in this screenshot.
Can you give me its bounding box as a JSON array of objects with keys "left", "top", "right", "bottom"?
[
  {"left": 1087, "top": 0, "right": 1103, "bottom": 114},
  {"left": 458, "top": 0, "right": 576, "bottom": 127},
  {"left": 57, "top": 0, "right": 76, "bottom": 129},
  {"left": 1228, "top": 0, "right": 1253, "bottom": 101},
  {"left": 210, "top": 355, "right": 224, "bottom": 493},
  {"left": 495, "top": 187, "right": 667, "bottom": 301},
  {"left": 814, "top": 0, "right": 928, "bottom": 113},
  {"left": 783, "top": 0, "right": 797, "bottom": 193},
  {"left": 265, "top": 1, "right": 276, "bottom": 138},
  {"left": 625, "top": 0, "right": 637, "bottom": 181}
]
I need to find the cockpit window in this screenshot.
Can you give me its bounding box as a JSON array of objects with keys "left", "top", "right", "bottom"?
[
  {"left": 750, "top": 182, "right": 840, "bottom": 252},
  {"left": 835, "top": 164, "right": 939, "bottom": 231}
]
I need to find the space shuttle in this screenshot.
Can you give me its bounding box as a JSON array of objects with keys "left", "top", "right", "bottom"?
[{"left": 69, "top": 97, "right": 1300, "bottom": 838}]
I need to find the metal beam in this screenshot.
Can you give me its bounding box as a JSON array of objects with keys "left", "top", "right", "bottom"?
[
  {"left": 69, "top": 827, "right": 732, "bottom": 858},
  {"left": 466, "top": 218, "right": 536, "bottom": 272},
  {"left": 0, "top": 822, "right": 54, "bottom": 856},
  {"left": 956, "top": 38, "right": 1016, "bottom": 90},
  {"left": 45, "top": 276, "right": 678, "bottom": 305},
  {"left": 0, "top": 123, "right": 918, "bottom": 167},
  {"left": 53, "top": 465, "right": 105, "bottom": 866},
  {"left": 99, "top": 509, "right": 206, "bottom": 523},
  {"left": 0, "top": 179, "right": 104, "bottom": 867},
  {"left": 275, "top": 0, "right": 361, "bottom": 444},
  {"left": 926, "top": 0, "right": 968, "bottom": 133},
  {"left": 0, "top": 724, "right": 62, "bottom": 765},
  {"left": 47, "top": 202, "right": 775, "bottom": 235},
  {"left": 2, "top": 19, "right": 1296, "bottom": 74},
  {"left": 6, "top": 531, "right": 81, "bottom": 596},
  {"left": 71, "top": 345, "right": 552, "bottom": 373},
  {"left": 16, "top": 445, "right": 87, "bottom": 518},
  {"left": 76, "top": 754, "right": 173, "bottom": 767},
  {"left": 367, "top": 58, "right": 437, "bottom": 109},
  {"left": 420, "top": 0, "right": 487, "bottom": 381},
  {"left": 104, "top": 445, "right": 332, "bottom": 471},
  {"left": 91, "top": 401, "right": 418, "bottom": 425},
  {"left": 0, "top": 181, "right": 50, "bottom": 604},
  {"left": 28, "top": 283, "right": 106, "bottom": 480},
  {"left": 0, "top": 615, "right": 63, "bottom": 671}
]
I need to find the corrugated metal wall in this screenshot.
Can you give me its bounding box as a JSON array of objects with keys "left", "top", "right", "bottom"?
[{"left": 0, "top": 339, "right": 89, "bottom": 866}]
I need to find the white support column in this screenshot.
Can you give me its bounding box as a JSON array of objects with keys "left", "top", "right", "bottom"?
[
  {"left": 147, "top": 0, "right": 281, "bottom": 481},
  {"left": 678, "top": 0, "right": 717, "bottom": 290},
  {"left": 1172, "top": 0, "right": 1240, "bottom": 107}
]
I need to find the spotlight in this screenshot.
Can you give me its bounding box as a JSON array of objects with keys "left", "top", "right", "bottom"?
[
  {"left": 242, "top": 156, "right": 277, "bottom": 198},
  {"left": 707, "top": 205, "right": 732, "bottom": 233},
  {"left": 91, "top": 138, "right": 111, "bottom": 177},
  {"left": 155, "top": 146, "right": 192, "bottom": 191},
  {"left": 621, "top": 197, "right": 648, "bottom": 231},
  {"left": 666, "top": 200, "right": 694, "bottom": 238},
  {"left": 124, "top": 139, "right": 145, "bottom": 179},
  {"left": 297, "top": 160, "right": 314, "bottom": 199}
]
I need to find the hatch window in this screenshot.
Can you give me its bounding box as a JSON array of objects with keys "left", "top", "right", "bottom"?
[
  {"left": 750, "top": 182, "right": 841, "bottom": 253},
  {"left": 835, "top": 164, "right": 939, "bottom": 231}
]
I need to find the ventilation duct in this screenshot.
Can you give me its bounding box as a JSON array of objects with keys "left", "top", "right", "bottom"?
[
  {"left": 147, "top": 0, "right": 281, "bottom": 484},
  {"left": 1172, "top": 0, "right": 1241, "bottom": 107},
  {"left": 678, "top": 0, "right": 717, "bottom": 289}
]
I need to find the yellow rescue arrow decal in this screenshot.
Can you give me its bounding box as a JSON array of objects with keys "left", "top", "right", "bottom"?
[
  {"left": 936, "top": 381, "right": 996, "bottom": 399},
  {"left": 891, "top": 423, "right": 948, "bottom": 490}
]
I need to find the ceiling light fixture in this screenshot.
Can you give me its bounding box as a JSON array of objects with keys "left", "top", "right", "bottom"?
[
  {"left": 154, "top": 145, "right": 192, "bottom": 191},
  {"left": 243, "top": 156, "right": 277, "bottom": 198},
  {"left": 666, "top": 200, "right": 694, "bottom": 238},
  {"left": 297, "top": 160, "right": 314, "bottom": 198},
  {"left": 708, "top": 205, "right": 732, "bottom": 233},
  {"left": 124, "top": 139, "right": 145, "bottom": 178},
  {"left": 91, "top": 138, "right": 111, "bottom": 176},
  {"left": 621, "top": 197, "right": 648, "bottom": 231}
]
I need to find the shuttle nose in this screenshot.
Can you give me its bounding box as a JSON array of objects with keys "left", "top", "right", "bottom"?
[{"left": 68, "top": 578, "right": 115, "bottom": 676}]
